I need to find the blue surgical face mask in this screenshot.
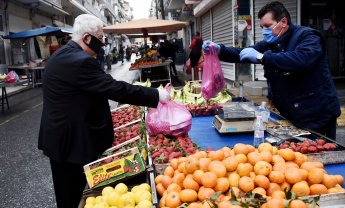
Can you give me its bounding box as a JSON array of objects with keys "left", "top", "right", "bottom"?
[{"left": 262, "top": 21, "right": 282, "bottom": 43}]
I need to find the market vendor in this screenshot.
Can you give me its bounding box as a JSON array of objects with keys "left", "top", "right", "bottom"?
[
  {"left": 202, "top": 1, "right": 340, "bottom": 140},
  {"left": 38, "top": 14, "right": 170, "bottom": 208}
]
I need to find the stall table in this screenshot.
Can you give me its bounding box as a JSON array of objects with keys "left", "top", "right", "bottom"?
[
  {"left": 0, "top": 79, "right": 28, "bottom": 112},
  {"left": 138, "top": 60, "right": 172, "bottom": 86},
  {"left": 188, "top": 115, "right": 345, "bottom": 186},
  {"left": 7, "top": 65, "right": 45, "bottom": 88}
]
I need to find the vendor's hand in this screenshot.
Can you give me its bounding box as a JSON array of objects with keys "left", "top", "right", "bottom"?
[
  {"left": 202, "top": 40, "right": 220, "bottom": 54},
  {"left": 240, "top": 48, "right": 262, "bottom": 63},
  {"left": 158, "top": 89, "right": 170, "bottom": 103}
]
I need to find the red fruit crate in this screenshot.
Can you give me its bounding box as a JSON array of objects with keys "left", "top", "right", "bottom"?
[{"left": 111, "top": 104, "right": 142, "bottom": 128}]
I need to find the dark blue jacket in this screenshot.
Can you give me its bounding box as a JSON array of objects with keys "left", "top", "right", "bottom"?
[{"left": 218, "top": 24, "right": 340, "bottom": 130}]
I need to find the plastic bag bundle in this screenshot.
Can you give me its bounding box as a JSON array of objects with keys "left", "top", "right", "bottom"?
[
  {"left": 146, "top": 84, "right": 192, "bottom": 137},
  {"left": 4, "top": 70, "right": 19, "bottom": 83},
  {"left": 201, "top": 45, "right": 225, "bottom": 100}
]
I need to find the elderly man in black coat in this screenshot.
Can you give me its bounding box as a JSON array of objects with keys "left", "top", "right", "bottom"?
[{"left": 38, "top": 14, "right": 170, "bottom": 208}]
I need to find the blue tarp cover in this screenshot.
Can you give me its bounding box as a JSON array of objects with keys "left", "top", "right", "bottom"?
[{"left": 3, "top": 26, "right": 72, "bottom": 39}]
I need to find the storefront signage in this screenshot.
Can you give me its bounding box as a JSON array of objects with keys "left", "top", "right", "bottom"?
[
  {"left": 185, "top": 0, "right": 201, "bottom": 4},
  {"left": 238, "top": 15, "right": 252, "bottom": 31}
]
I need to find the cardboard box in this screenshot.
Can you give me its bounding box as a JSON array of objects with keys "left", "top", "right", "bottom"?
[{"left": 84, "top": 147, "right": 146, "bottom": 189}]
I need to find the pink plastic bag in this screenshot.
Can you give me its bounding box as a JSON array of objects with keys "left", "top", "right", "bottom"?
[
  {"left": 201, "top": 45, "right": 225, "bottom": 100},
  {"left": 146, "top": 84, "right": 192, "bottom": 137},
  {"left": 4, "top": 70, "right": 19, "bottom": 83}
]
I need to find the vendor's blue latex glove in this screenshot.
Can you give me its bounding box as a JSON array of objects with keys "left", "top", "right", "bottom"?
[
  {"left": 240, "top": 48, "right": 262, "bottom": 63},
  {"left": 202, "top": 40, "right": 220, "bottom": 54}
]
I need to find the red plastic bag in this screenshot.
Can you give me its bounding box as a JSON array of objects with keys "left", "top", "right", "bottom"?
[
  {"left": 4, "top": 70, "right": 19, "bottom": 83},
  {"left": 146, "top": 84, "right": 192, "bottom": 137},
  {"left": 201, "top": 45, "right": 225, "bottom": 100}
]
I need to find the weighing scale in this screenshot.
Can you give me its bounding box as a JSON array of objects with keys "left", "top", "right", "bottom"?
[{"left": 213, "top": 103, "right": 257, "bottom": 133}]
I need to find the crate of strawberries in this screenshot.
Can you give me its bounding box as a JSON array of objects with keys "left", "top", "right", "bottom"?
[
  {"left": 111, "top": 104, "right": 142, "bottom": 128},
  {"left": 185, "top": 103, "right": 223, "bottom": 117}
]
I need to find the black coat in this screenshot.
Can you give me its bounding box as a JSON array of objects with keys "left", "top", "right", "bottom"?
[{"left": 38, "top": 40, "right": 159, "bottom": 165}]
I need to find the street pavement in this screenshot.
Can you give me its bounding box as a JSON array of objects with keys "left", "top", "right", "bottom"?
[{"left": 0, "top": 54, "right": 344, "bottom": 207}]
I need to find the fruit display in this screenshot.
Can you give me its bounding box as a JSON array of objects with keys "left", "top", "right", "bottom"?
[
  {"left": 111, "top": 105, "right": 142, "bottom": 128},
  {"left": 130, "top": 49, "right": 160, "bottom": 70},
  {"left": 154, "top": 143, "right": 345, "bottom": 208},
  {"left": 186, "top": 103, "right": 223, "bottom": 117},
  {"left": 82, "top": 182, "right": 154, "bottom": 208},
  {"left": 113, "top": 119, "right": 144, "bottom": 146},
  {"left": 278, "top": 138, "right": 337, "bottom": 153},
  {"left": 148, "top": 134, "right": 199, "bottom": 165}
]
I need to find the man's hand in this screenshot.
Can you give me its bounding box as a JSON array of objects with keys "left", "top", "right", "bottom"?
[
  {"left": 202, "top": 40, "right": 220, "bottom": 54},
  {"left": 158, "top": 89, "right": 170, "bottom": 103},
  {"left": 239, "top": 48, "right": 262, "bottom": 63}
]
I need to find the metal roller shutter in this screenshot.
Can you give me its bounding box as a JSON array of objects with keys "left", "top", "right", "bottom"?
[
  {"left": 253, "top": 0, "right": 297, "bottom": 80},
  {"left": 201, "top": 12, "right": 211, "bottom": 41},
  {"left": 212, "top": 0, "right": 235, "bottom": 81}
]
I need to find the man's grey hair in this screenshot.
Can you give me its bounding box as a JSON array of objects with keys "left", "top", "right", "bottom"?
[{"left": 72, "top": 14, "right": 104, "bottom": 41}]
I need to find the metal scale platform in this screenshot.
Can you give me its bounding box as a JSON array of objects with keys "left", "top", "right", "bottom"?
[{"left": 213, "top": 102, "right": 256, "bottom": 133}]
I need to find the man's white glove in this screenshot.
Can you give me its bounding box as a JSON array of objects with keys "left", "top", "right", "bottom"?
[{"left": 158, "top": 89, "right": 170, "bottom": 103}]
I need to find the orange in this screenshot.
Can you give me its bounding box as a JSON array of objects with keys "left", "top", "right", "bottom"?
[
  {"left": 246, "top": 144, "right": 256, "bottom": 153},
  {"left": 272, "top": 155, "right": 286, "bottom": 165},
  {"left": 265, "top": 198, "right": 284, "bottom": 208},
  {"left": 159, "top": 194, "right": 166, "bottom": 207},
  {"left": 214, "top": 177, "right": 230, "bottom": 193},
  {"left": 269, "top": 171, "right": 285, "bottom": 184},
  {"left": 260, "top": 150, "right": 273, "bottom": 163},
  {"left": 249, "top": 171, "right": 257, "bottom": 180},
  {"left": 183, "top": 176, "right": 200, "bottom": 191},
  {"left": 247, "top": 151, "right": 263, "bottom": 166},
  {"left": 289, "top": 199, "right": 307, "bottom": 208},
  {"left": 197, "top": 186, "right": 215, "bottom": 201},
  {"left": 266, "top": 183, "right": 281, "bottom": 196},
  {"left": 165, "top": 191, "right": 182, "bottom": 208},
  {"left": 234, "top": 153, "right": 248, "bottom": 163},
  {"left": 217, "top": 200, "right": 232, "bottom": 208},
  {"left": 233, "top": 143, "right": 250, "bottom": 155},
  {"left": 178, "top": 162, "right": 187, "bottom": 174},
  {"left": 271, "top": 190, "right": 286, "bottom": 199},
  {"left": 185, "top": 156, "right": 200, "bottom": 174},
  {"left": 300, "top": 162, "right": 324, "bottom": 171},
  {"left": 167, "top": 183, "right": 182, "bottom": 193},
  {"left": 323, "top": 174, "right": 338, "bottom": 189},
  {"left": 273, "top": 162, "right": 287, "bottom": 174},
  {"left": 208, "top": 160, "right": 227, "bottom": 177},
  {"left": 280, "top": 181, "right": 291, "bottom": 191},
  {"left": 252, "top": 187, "right": 266, "bottom": 196},
  {"left": 285, "top": 167, "right": 302, "bottom": 184},
  {"left": 254, "top": 175, "right": 270, "bottom": 189},
  {"left": 170, "top": 158, "right": 179, "bottom": 170},
  {"left": 293, "top": 152, "right": 307, "bottom": 166},
  {"left": 238, "top": 176, "right": 255, "bottom": 193},
  {"left": 187, "top": 202, "right": 203, "bottom": 208},
  {"left": 180, "top": 189, "right": 198, "bottom": 203},
  {"left": 278, "top": 149, "right": 295, "bottom": 161},
  {"left": 164, "top": 166, "right": 175, "bottom": 178},
  {"left": 335, "top": 175, "right": 344, "bottom": 185},
  {"left": 237, "top": 163, "right": 252, "bottom": 177},
  {"left": 222, "top": 156, "right": 238, "bottom": 172},
  {"left": 155, "top": 174, "right": 164, "bottom": 184},
  {"left": 228, "top": 172, "right": 240, "bottom": 187},
  {"left": 208, "top": 150, "right": 225, "bottom": 161},
  {"left": 199, "top": 158, "right": 211, "bottom": 172},
  {"left": 156, "top": 183, "right": 166, "bottom": 196},
  {"left": 310, "top": 184, "right": 328, "bottom": 195},
  {"left": 221, "top": 146, "right": 232, "bottom": 158},
  {"left": 328, "top": 187, "right": 340, "bottom": 194},
  {"left": 227, "top": 187, "right": 240, "bottom": 198},
  {"left": 291, "top": 181, "right": 310, "bottom": 197},
  {"left": 192, "top": 151, "right": 205, "bottom": 160},
  {"left": 172, "top": 172, "right": 185, "bottom": 188},
  {"left": 201, "top": 172, "right": 218, "bottom": 188},
  {"left": 192, "top": 169, "right": 204, "bottom": 185},
  {"left": 258, "top": 143, "right": 273, "bottom": 153},
  {"left": 161, "top": 175, "right": 173, "bottom": 189},
  {"left": 254, "top": 161, "right": 272, "bottom": 176},
  {"left": 308, "top": 168, "right": 324, "bottom": 184},
  {"left": 178, "top": 157, "right": 188, "bottom": 165},
  {"left": 272, "top": 146, "right": 279, "bottom": 155},
  {"left": 285, "top": 161, "right": 299, "bottom": 169}
]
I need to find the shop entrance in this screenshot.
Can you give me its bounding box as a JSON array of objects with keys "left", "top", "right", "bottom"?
[{"left": 301, "top": 0, "right": 345, "bottom": 77}]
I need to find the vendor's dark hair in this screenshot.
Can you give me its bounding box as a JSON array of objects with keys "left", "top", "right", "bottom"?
[{"left": 258, "top": 1, "right": 291, "bottom": 24}]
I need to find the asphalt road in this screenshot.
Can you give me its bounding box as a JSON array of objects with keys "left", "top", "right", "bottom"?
[{"left": 0, "top": 57, "right": 344, "bottom": 207}]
